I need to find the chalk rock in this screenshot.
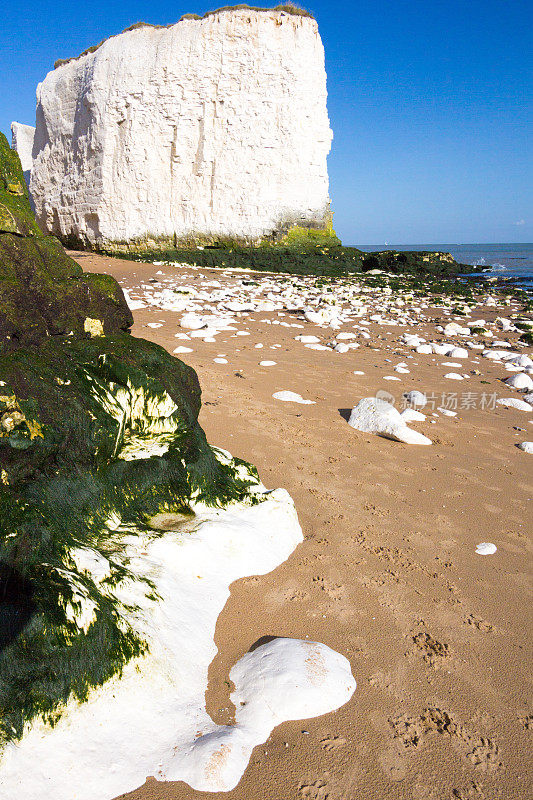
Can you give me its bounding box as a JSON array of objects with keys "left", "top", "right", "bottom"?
[
  {"left": 401, "top": 408, "right": 426, "bottom": 422},
  {"left": 432, "top": 343, "right": 455, "bottom": 355},
  {"left": 444, "top": 322, "right": 470, "bottom": 336},
  {"left": 273, "top": 391, "right": 315, "bottom": 404},
  {"left": 401, "top": 333, "right": 425, "bottom": 347},
  {"left": 295, "top": 335, "right": 321, "bottom": 343},
  {"left": 10, "top": 122, "right": 35, "bottom": 186},
  {"left": 403, "top": 390, "right": 427, "bottom": 408},
  {"left": 475, "top": 542, "right": 497, "bottom": 555},
  {"left": 497, "top": 397, "right": 533, "bottom": 411},
  {"left": 180, "top": 313, "right": 206, "bottom": 330},
  {"left": 507, "top": 354, "right": 533, "bottom": 368},
  {"left": 449, "top": 347, "right": 468, "bottom": 359},
  {"left": 348, "top": 398, "right": 432, "bottom": 445},
  {"left": 517, "top": 441, "right": 533, "bottom": 453},
  {"left": 169, "top": 638, "right": 355, "bottom": 792},
  {"left": 25, "top": 9, "right": 333, "bottom": 249},
  {"left": 504, "top": 373, "right": 533, "bottom": 391}
]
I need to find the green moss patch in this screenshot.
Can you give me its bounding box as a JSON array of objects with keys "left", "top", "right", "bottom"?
[{"left": 0, "top": 335, "right": 260, "bottom": 742}]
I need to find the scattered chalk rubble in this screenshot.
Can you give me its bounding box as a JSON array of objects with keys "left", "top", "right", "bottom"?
[{"left": 118, "top": 261, "right": 531, "bottom": 456}]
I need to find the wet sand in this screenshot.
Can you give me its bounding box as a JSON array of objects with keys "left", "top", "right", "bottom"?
[{"left": 75, "top": 251, "right": 532, "bottom": 800}]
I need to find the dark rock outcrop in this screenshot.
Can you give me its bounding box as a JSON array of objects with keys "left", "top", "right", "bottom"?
[{"left": 0, "top": 134, "right": 132, "bottom": 351}]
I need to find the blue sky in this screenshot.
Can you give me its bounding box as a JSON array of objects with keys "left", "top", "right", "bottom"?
[{"left": 1, "top": 0, "right": 531, "bottom": 244}]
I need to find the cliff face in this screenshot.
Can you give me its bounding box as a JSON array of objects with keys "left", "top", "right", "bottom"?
[
  {"left": 27, "top": 8, "right": 332, "bottom": 250},
  {"left": 10, "top": 122, "right": 35, "bottom": 187}
]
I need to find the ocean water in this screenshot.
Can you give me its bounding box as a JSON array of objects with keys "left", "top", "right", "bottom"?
[{"left": 357, "top": 243, "right": 533, "bottom": 286}]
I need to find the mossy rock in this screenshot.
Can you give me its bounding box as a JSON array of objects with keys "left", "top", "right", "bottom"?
[
  {"left": 0, "top": 204, "right": 21, "bottom": 236},
  {"left": 0, "top": 133, "right": 132, "bottom": 351},
  {"left": 118, "top": 242, "right": 472, "bottom": 279},
  {"left": 0, "top": 334, "right": 259, "bottom": 741}
]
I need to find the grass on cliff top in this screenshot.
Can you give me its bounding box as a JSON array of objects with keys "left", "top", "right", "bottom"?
[{"left": 54, "top": 5, "right": 313, "bottom": 68}]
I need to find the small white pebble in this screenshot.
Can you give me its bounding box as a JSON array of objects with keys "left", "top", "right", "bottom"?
[{"left": 475, "top": 542, "right": 497, "bottom": 555}]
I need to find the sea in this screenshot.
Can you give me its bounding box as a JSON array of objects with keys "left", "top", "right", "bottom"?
[{"left": 356, "top": 243, "right": 533, "bottom": 288}]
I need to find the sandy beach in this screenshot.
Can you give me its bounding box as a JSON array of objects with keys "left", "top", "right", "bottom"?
[{"left": 76, "top": 251, "right": 532, "bottom": 800}]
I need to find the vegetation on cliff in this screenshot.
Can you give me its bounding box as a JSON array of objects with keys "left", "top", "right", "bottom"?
[{"left": 54, "top": 5, "right": 313, "bottom": 69}]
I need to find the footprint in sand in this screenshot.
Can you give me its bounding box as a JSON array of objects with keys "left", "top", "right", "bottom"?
[
  {"left": 386, "top": 707, "right": 502, "bottom": 775},
  {"left": 298, "top": 779, "right": 330, "bottom": 799},
  {"left": 463, "top": 613, "right": 493, "bottom": 632},
  {"left": 312, "top": 575, "right": 346, "bottom": 601},
  {"left": 411, "top": 631, "right": 450, "bottom": 666},
  {"left": 320, "top": 735, "right": 347, "bottom": 752}
]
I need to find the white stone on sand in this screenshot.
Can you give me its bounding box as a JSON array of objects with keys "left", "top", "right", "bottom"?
[
  {"left": 169, "top": 637, "right": 355, "bottom": 792},
  {"left": 180, "top": 314, "right": 206, "bottom": 330},
  {"left": 273, "top": 391, "right": 315, "bottom": 405},
  {"left": 497, "top": 398, "right": 533, "bottom": 411},
  {"left": 449, "top": 347, "right": 468, "bottom": 359},
  {"left": 348, "top": 398, "right": 432, "bottom": 445},
  {"left": 401, "top": 408, "right": 426, "bottom": 423},
  {"left": 444, "top": 322, "right": 470, "bottom": 336},
  {"left": 295, "top": 335, "right": 321, "bottom": 344},
  {"left": 517, "top": 441, "right": 533, "bottom": 453},
  {"left": 475, "top": 542, "right": 497, "bottom": 555},
  {"left": 504, "top": 373, "right": 533, "bottom": 391},
  {"left": 403, "top": 390, "right": 427, "bottom": 408}
]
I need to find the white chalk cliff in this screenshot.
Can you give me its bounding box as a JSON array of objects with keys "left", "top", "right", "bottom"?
[
  {"left": 23, "top": 8, "right": 333, "bottom": 249},
  {"left": 10, "top": 122, "right": 35, "bottom": 186}
]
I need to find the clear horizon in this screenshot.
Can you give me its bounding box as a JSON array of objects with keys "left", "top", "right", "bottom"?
[{"left": 1, "top": 0, "right": 531, "bottom": 245}]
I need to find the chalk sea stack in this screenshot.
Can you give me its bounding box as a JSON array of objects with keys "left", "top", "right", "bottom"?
[
  {"left": 12, "top": 5, "right": 469, "bottom": 277},
  {"left": 25, "top": 6, "right": 332, "bottom": 251}
]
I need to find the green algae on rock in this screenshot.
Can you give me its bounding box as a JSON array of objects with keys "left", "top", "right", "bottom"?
[
  {"left": 0, "top": 138, "right": 261, "bottom": 744},
  {"left": 114, "top": 240, "right": 472, "bottom": 279},
  {"left": 0, "top": 133, "right": 132, "bottom": 351}
]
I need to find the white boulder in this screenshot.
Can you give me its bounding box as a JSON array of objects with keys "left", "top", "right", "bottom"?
[
  {"left": 504, "top": 373, "right": 533, "bottom": 391},
  {"left": 348, "top": 398, "right": 432, "bottom": 445},
  {"left": 517, "top": 442, "right": 533, "bottom": 454},
  {"left": 402, "top": 390, "right": 427, "bottom": 408},
  {"left": 497, "top": 398, "right": 533, "bottom": 411},
  {"left": 444, "top": 322, "right": 470, "bottom": 336}
]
